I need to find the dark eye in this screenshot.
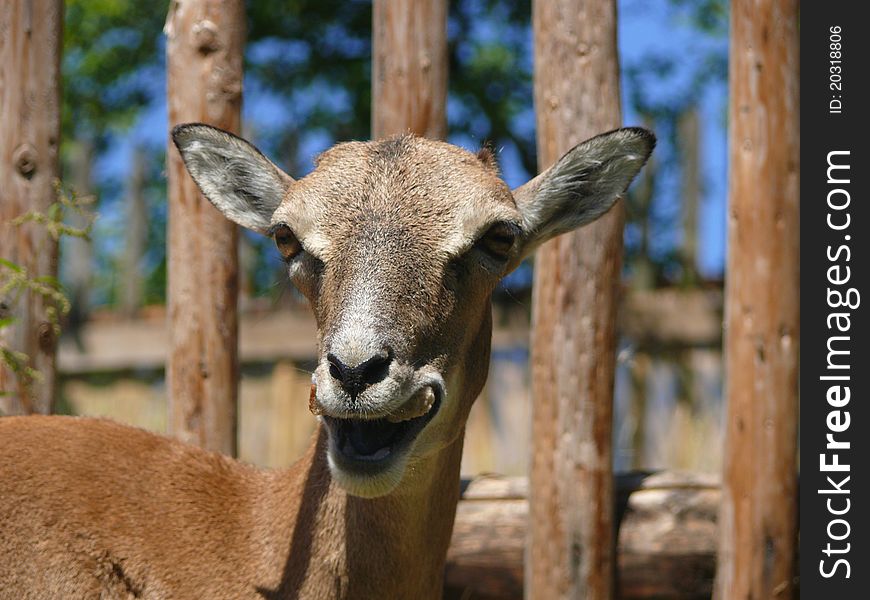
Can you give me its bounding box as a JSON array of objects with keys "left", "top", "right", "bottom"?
[
  {"left": 475, "top": 222, "right": 518, "bottom": 262},
  {"left": 272, "top": 224, "right": 302, "bottom": 261}
]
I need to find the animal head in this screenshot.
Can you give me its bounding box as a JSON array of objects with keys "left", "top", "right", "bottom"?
[{"left": 172, "top": 124, "right": 654, "bottom": 498}]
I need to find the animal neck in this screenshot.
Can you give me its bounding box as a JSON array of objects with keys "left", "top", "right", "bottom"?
[
  {"left": 259, "top": 424, "right": 465, "bottom": 598},
  {"left": 256, "top": 309, "right": 492, "bottom": 598}
]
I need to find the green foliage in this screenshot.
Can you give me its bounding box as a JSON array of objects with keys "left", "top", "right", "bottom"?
[
  {"left": 0, "top": 184, "right": 96, "bottom": 396},
  {"left": 621, "top": 0, "right": 729, "bottom": 285},
  {"left": 11, "top": 181, "right": 96, "bottom": 242},
  {"left": 63, "top": 0, "right": 168, "bottom": 142},
  {"left": 448, "top": 0, "right": 535, "bottom": 175},
  {"left": 0, "top": 258, "right": 65, "bottom": 394}
]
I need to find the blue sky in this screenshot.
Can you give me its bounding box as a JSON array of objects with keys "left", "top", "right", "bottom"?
[{"left": 619, "top": 0, "right": 729, "bottom": 276}]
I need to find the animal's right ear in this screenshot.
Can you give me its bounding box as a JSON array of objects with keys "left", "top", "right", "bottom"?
[{"left": 171, "top": 123, "right": 294, "bottom": 234}]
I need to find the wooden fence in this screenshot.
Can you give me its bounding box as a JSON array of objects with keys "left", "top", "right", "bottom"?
[{"left": 0, "top": 0, "right": 800, "bottom": 598}]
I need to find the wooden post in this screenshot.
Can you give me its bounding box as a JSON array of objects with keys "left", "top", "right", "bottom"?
[
  {"left": 371, "top": 0, "right": 447, "bottom": 139},
  {"left": 715, "top": 1, "right": 799, "bottom": 598},
  {"left": 678, "top": 107, "right": 700, "bottom": 282},
  {"left": 268, "top": 361, "right": 317, "bottom": 467},
  {"left": 630, "top": 114, "right": 656, "bottom": 291},
  {"left": 0, "top": 0, "right": 63, "bottom": 415},
  {"left": 527, "top": 0, "right": 623, "bottom": 598},
  {"left": 165, "top": 0, "right": 245, "bottom": 456},
  {"left": 629, "top": 353, "right": 650, "bottom": 469},
  {"left": 120, "top": 145, "right": 148, "bottom": 318},
  {"left": 66, "top": 138, "right": 95, "bottom": 326}
]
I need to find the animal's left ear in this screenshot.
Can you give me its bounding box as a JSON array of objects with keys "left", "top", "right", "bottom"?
[{"left": 512, "top": 127, "right": 655, "bottom": 257}]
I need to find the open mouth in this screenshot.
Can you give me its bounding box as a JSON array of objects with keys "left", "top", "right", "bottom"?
[{"left": 322, "top": 386, "right": 441, "bottom": 470}]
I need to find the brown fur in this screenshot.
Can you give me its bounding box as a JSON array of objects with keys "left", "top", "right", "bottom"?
[
  {"left": 0, "top": 416, "right": 465, "bottom": 599},
  {"left": 0, "top": 127, "right": 653, "bottom": 598}
]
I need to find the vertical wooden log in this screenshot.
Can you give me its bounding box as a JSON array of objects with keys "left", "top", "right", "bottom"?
[
  {"left": 630, "top": 114, "right": 656, "bottom": 291},
  {"left": 678, "top": 107, "right": 700, "bottom": 281},
  {"left": 371, "top": 0, "right": 447, "bottom": 139},
  {"left": 268, "top": 361, "right": 317, "bottom": 468},
  {"left": 715, "top": 1, "right": 799, "bottom": 598},
  {"left": 0, "top": 0, "right": 63, "bottom": 415},
  {"left": 238, "top": 235, "right": 255, "bottom": 311},
  {"left": 165, "top": 0, "right": 245, "bottom": 456},
  {"left": 120, "top": 145, "right": 148, "bottom": 318},
  {"left": 527, "top": 1, "right": 623, "bottom": 598},
  {"left": 629, "top": 353, "right": 650, "bottom": 470},
  {"left": 66, "top": 138, "right": 95, "bottom": 325}
]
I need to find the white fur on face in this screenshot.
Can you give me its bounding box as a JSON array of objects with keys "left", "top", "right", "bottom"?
[{"left": 326, "top": 443, "right": 411, "bottom": 498}]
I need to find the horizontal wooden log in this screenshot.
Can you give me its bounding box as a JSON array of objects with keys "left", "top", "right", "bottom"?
[
  {"left": 58, "top": 304, "right": 318, "bottom": 373},
  {"left": 58, "top": 288, "right": 722, "bottom": 375},
  {"left": 620, "top": 288, "right": 723, "bottom": 350},
  {"left": 445, "top": 471, "right": 720, "bottom": 600}
]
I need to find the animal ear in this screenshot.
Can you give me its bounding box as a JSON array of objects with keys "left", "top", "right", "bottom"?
[
  {"left": 171, "top": 123, "right": 294, "bottom": 234},
  {"left": 512, "top": 127, "right": 654, "bottom": 257}
]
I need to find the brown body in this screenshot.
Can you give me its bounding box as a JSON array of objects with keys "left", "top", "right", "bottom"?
[
  {"left": 0, "top": 129, "right": 652, "bottom": 598},
  {"left": 0, "top": 417, "right": 462, "bottom": 599}
]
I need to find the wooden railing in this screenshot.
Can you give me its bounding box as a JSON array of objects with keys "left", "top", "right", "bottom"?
[{"left": 446, "top": 471, "right": 722, "bottom": 599}]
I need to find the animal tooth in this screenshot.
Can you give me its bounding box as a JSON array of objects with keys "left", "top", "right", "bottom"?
[
  {"left": 386, "top": 387, "right": 435, "bottom": 423},
  {"left": 371, "top": 447, "right": 390, "bottom": 460},
  {"left": 386, "top": 411, "right": 405, "bottom": 423},
  {"left": 422, "top": 388, "right": 435, "bottom": 412}
]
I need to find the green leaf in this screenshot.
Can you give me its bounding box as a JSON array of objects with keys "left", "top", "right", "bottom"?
[
  {"left": 0, "top": 258, "right": 23, "bottom": 273},
  {"left": 33, "top": 275, "right": 63, "bottom": 289}
]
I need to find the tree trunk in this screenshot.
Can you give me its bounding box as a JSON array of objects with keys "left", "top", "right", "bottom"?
[
  {"left": 629, "top": 353, "right": 650, "bottom": 470},
  {"left": 371, "top": 0, "right": 447, "bottom": 140},
  {"left": 714, "top": 1, "right": 800, "bottom": 598},
  {"left": 120, "top": 145, "right": 148, "bottom": 318},
  {"left": 528, "top": 1, "right": 624, "bottom": 598},
  {"left": 678, "top": 107, "right": 700, "bottom": 283},
  {"left": 0, "top": 0, "right": 63, "bottom": 415},
  {"left": 65, "top": 137, "right": 95, "bottom": 339},
  {"left": 165, "top": 0, "right": 245, "bottom": 456},
  {"left": 630, "top": 114, "right": 656, "bottom": 291}
]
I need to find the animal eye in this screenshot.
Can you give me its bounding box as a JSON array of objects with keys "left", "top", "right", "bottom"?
[
  {"left": 475, "top": 222, "right": 518, "bottom": 262},
  {"left": 273, "top": 224, "right": 302, "bottom": 261}
]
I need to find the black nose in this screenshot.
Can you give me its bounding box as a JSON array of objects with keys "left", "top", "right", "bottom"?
[{"left": 327, "top": 348, "right": 393, "bottom": 398}]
